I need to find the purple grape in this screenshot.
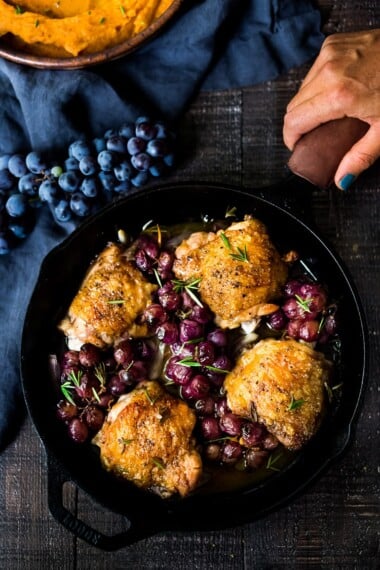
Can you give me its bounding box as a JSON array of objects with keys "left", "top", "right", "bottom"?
[
  {"left": 299, "top": 283, "right": 327, "bottom": 312},
  {"left": 171, "top": 341, "right": 196, "bottom": 358},
  {"left": 219, "top": 413, "right": 243, "bottom": 436},
  {"left": 181, "top": 291, "right": 196, "bottom": 310},
  {"left": 68, "top": 418, "right": 89, "bottom": 443},
  {"left": 135, "top": 249, "right": 154, "bottom": 273},
  {"left": 298, "top": 319, "right": 320, "bottom": 342},
  {"left": 113, "top": 340, "right": 134, "bottom": 367},
  {"left": 213, "top": 354, "right": 232, "bottom": 372},
  {"left": 194, "top": 396, "right": 215, "bottom": 416},
  {"left": 82, "top": 405, "right": 105, "bottom": 431},
  {"left": 133, "top": 339, "right": 154, "bottom": 360},
  {"left": 143, "top": 303, "right": 168, "bottom": 326},
  {"left": 286, "top": 319, "right": 302, "bottom": 339},
  {"left": 79, "top": 343, "right": 102, "bottom": 367},
  {"left": 282, "top": 297, "right": 317, "bottom": 321},
  {"left": 207, "top": 328, "right": 228, "bottom": 347},
  {"left": 127, "top": 137, "right": 146, "bottom": 156},
  {"left": 190, "top": 305, "right": 213, "bottom": 324},
  {"left": 204, "top": 443, "right": 222, "bottom": 462},
  {"left": 267, "top": 309, "right": 287, "bottom": 331},
  {"left": 197, "top": 340, "right": 215, "bottom": 366},
  {"left": 97, "top": 392, "right": 114, "bottom": 409},
  {"left": 215, "top": 397, "right": 230, "bottom": 417},
  {"left": 165, "top": 356, "right": 193, "bottom": 385},
  {"left": 181, "top": 374, "right": 210, "bottom": 399},
  {"left": 158, "top": 281, "right": 181, "bottom": 311},
  {"left": 221, "top": 441, "right": 243, "bottom": 464},
  {"left": 75, "top": 371, "right": 99, "bottom": 400},
  {"left": 284, "top": 279, "right": 303, "bottom": 297},
  {"left": 240, "top": 422, "right": 265, "bottom": 447},
  {"left": 61, "top": 350, "right": 80, "bottom": 367},
  {"left": 262, "top": 433, "right": 279, "bottom": 451},
  {"left": 157, "top": 250, "right": 174, "bottom": 273},
  {"left": 108, "top": 374, "right": 128, "bottom": 396},
  {"left": 179, "top": 319, "right": 203, "bottom": 343},
  {"left": 200, "top": 417, "right": 222, "bottom": 440},
  {"left": 245, "top": 449, "right": 268, "bottom": 470},
  {"left": 156, "top": 321, "right": 179, "bottom": 344},
  {"left": 56, "top": 400, "right": 78, "bottom": 423}
]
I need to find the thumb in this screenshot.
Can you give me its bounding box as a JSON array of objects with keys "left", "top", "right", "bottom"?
[{"left": 335, "top": 123, "right": 380, "bottom": 190}]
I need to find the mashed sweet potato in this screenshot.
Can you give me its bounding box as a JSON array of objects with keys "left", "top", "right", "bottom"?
[{"left": 0, "top": 0, "right": 174, "bottom": 57}]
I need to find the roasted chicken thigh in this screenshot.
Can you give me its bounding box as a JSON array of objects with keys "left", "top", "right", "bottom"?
[
  {"left": 224, "top": 338, "right": 332, "bottom": 450},
  {"left": 173, "top": 217, "right": 288, "bottom": 328},
  {"left": 92, "top": 380, "right": 202, "bottom": 498},
  {"left": 59, "top": 242, "right": 157, "bottom": 350}
]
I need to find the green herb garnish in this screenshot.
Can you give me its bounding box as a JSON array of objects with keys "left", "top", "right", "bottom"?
[
  {"left": 295, "top": 294, "right": 312, "bottom": 313},
  {"left": 225, "top": 206, "right": 237, "bottom": 218},
  {"left": 177, "top": 356, "right": 229, "bottom": 374},
  {"left": 266, "top": 452, "right": 283, "bottom": 471},
  {"left": 120, "top": 5, "right": 126, "bottom": 15},
  {"left": 60, "top": 370, "right": 83, "bottom": 405},
  {"left": 107, "top": 299, "right": 125, "bottom": 305},
  {"left": 99, "top": 17, "right": 106, "bottom": 24},
  {"left": 35, "top": 19, "right": 39, "bottom": 27},
  {"left": 288, "top": 395, "right": 305, "bottom": 411},
  {"left": 220, "top": 232, "right": 249, "bottom": 263},
  {"left": 172, "top": 277, "right": 203, "bottom": 308},
  {"left": 144, "top": 387, "right": 159, "bottom": 406},
  {"left": 152, "top": 457, "right": 165, "bottom": 470},
  {"left": 15, "top": 5, "right": 24, "bottom": 14}
]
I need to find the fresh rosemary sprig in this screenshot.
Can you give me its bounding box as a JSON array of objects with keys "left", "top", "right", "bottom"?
[
  {"left": 107, "top": 299, "right": 125, "bottom": 305},
  {"left": 295, "top": 295, "right": 312, "bottom": 313},
  {"left": 177, "top": 356, "right": 229, "bottom": 374},
  {"left": 219, "top": 232, "right": 250, "bottom": 263},
  {"left": 172, "top": 277, "right": 203, "bottom": 307},
  {"left": 266, "top": 452, "right": 283, "bottom": 471},
  {"left": 60, "top": 370, "right": 83, "bottom": 405},
  {"left": 152, "top": 457, "right": 165, "bottom": 470}
]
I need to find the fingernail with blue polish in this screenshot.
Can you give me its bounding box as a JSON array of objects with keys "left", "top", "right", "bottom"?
[{"left": 339, "top": 173, "right": 356, "bottom": 191}]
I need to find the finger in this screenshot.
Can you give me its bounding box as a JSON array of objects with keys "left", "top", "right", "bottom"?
[
  {"left": 335, "top": 123, "right": 380, "bottom": 189},
  {"left": 283, "top": 95, "right": 346, "bottom": 150}
]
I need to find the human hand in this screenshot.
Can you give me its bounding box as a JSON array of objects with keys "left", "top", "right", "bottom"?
[{"left": 283, "top": 29, "right": 380, "bottom": 190}]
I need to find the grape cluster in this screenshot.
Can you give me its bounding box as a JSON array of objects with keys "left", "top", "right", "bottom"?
[
  {"left": 265, "top": 278, "right": 337, "bottom": 344},
  {"left": 0, "top": 117, "right": 176, "bottom": 255}
]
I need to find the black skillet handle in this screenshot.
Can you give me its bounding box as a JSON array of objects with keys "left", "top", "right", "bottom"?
[
  {"left": 287, "top": 117, "right": 369, "bottom": 189},
  {"left": 47, "top": 454, "right": 152, "bottom": 551}
]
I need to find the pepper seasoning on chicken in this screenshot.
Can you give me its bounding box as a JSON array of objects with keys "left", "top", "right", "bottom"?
[
  {"left": 92, "top": 380, "right": 202, "bottom": 498},
  {"left": 172, "top": 217, "right": 288, "bottom": 328},
  {"left": 224, "top": 338, "right": 332, "bottom": 450},
  {"left": 59, "top": 242, "right": 157, "bottom": 350}
]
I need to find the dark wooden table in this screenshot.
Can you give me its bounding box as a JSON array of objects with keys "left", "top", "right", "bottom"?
[{"left": 1, "top": 1, "right": 379, "bottom": 568}]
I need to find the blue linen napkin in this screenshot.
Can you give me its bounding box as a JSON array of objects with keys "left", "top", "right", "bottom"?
[{"left": 0, "top": 0, "right": 324, "bottom": 450}]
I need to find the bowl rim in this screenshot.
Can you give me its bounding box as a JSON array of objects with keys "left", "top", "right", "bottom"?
[{"left": 0, "top": 0, "right": 184, "bottom": 70}]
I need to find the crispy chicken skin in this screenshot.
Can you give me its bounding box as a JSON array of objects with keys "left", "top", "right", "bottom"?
[
  {"left": 224, "top": 339, "right": 332, "bottom": 450},
  {"left": 173, "top": 217, "right": 288, "bottom": 328},
  {"left": 92, "top": 380, "right": 202, "bottom": 498},
  {"left": 59, "top": 242, "right": 157, "bottom": 350}
]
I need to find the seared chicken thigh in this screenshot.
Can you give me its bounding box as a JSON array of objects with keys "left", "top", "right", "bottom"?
[
  {"left": 59, "top": 242, "right": 157, "bottom": 350},
  {"left": 224, "top": 338, "right": 331, "bottom": 450},
  {"left": 93, "top": 380, "right": 202, "bottom": 498},
  {"left": 173, "top": 217, "right": 288, "bottom": 328}
]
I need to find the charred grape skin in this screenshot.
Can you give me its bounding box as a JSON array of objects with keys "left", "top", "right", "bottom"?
[
  {"left": 82, "top": 404, "right": 105, "bottom": 431},
  {"left": 245, "top": 449, "right": 269, "bottom": 470},
  {"left": 200, "top": 416, "right": 222, "bottom": 440},
  {"left": 56, "top": 400, "right": 78, "bottom": 423},
  {"left": 113, "top": 340, "right": 134, "bottom": 367},
  {"left": 221, "top": 440, "right": 243, "bottom": 464},
  {"left": 79, "top": 343, "right": 102, "bottom": 367},
  {"left": 68, "top": 417, "right": 89, "bottom": 443}
]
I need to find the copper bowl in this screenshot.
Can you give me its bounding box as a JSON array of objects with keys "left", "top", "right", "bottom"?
[{"left": 0, "top": 0, "right": 184, "bottom": 70}]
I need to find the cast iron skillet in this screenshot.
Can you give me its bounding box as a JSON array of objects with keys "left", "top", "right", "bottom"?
[{"left": 21, "top": 174, "right": 368, "bottom": 550}]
